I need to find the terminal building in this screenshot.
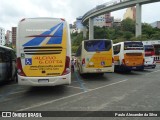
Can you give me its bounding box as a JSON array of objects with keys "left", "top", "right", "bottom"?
[
  {"left": 94, "top": 13, "right": 114, "bottom": 27},
  {"left": 0, "top": 27, "right": 5, "bottom": 46},
  {"left": 12, "top": 27, "right": 17, "bottom": 48}
]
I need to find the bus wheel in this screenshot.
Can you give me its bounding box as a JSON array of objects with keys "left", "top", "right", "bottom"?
[
  {"left": 152, "top": 66, "right": 156, "bottom": 69},
  {"left": 97, "top": 73, "right": 104, "bottom": 76},
  {"left": 126, "top": 70, "right": 131, "bottom": 73}
]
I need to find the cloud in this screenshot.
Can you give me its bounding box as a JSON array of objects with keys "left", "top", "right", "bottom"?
[
  {"left": 142, "top": 2, "right": 160, "bottom": 23},
  {"left": 0, "top": 0, "right": 160, "bottom": 31}
]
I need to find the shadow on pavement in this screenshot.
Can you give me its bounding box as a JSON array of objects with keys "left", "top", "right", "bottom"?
[{"left": 25, "top": 85, "right": 67, "bottom": 96}]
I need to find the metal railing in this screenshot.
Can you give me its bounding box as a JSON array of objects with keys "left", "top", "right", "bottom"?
[{"left": 82, "top": 0, "right": 129, "bottom": 22}]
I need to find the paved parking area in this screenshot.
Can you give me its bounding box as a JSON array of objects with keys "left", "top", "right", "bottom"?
[{"left": 0, "top": 65, "right": 160, "bottom": 119}]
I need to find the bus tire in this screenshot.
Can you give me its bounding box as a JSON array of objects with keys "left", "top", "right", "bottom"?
[{"left": 97, "top": 73, "right": 104, "bottom": 76}]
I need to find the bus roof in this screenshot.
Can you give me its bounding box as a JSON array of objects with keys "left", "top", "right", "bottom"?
[
  {"left": 113, "top": 41, "right": 142, "bottom": 46},
  {"left": 0, "top": 45, "right": 13, "bottom": 50},
  {"left": 19, "top": 17, "right": 66, "bottom": 23},
  {"left": 82, "top": 39, "right": 112, "bottom": 42}
]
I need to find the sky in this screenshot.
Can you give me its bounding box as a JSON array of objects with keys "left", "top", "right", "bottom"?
[{"left": 0, "top": 0, "right": 160, "bottom": 31}]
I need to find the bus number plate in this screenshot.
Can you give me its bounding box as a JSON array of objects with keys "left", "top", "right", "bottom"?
[
  {"left": 96, "top": 69, "right": 102, "bottom": 72},
  {"left": 132, "top": 67, "right": 136, "bottom": 69},
  {"left": 38, "top": 79, "right": 49, "bottom": 83}
]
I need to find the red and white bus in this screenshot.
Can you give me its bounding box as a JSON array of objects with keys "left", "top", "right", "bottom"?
[{"left": 144, "top": 45, "right": 156, "bottom": 68}]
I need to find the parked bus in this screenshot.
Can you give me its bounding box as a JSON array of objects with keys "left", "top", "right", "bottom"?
[
  {"left": 144, "top": 45, "right": 156, "bottom": 68},
  {"left": 113, "top": 41, "right": 144, "bottom": 72},
  {"left": 75, "top": 39, "right": 114, "bottom": 75},
  {"left": 0, "top": 45, "right": 16, "bottom": 83},
  {"left": 16, "top": 18, "right": 71, "bottom": 86}
]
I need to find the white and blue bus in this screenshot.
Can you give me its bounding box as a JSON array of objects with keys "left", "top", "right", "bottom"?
[
  {"left": 76, "top": 39, "right": 114, "bottom": 75},
  {"left": 16, "top": 18, "right": 71, "bottom": 86}
]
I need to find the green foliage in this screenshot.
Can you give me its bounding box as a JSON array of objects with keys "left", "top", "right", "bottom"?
[
  {"left": 150, "top": 32, "right": 160, "bottom": 39},
  {"left": 72, "top": 46, "right": 79, "bottom": 53},
  {"left": 142, "top": 23, "right": 154, "bottom": 38},
  {"left": 113, "top": 38, "right": 125, "bottom": 44},
  {"left": 72, "top": 32, "right": 83, "bottom": 46},
  {"left": 5, "top": 43, "right": 13, "bottom": 48},
  {"left": 71, "top": 19, "right": 160, "bottom": 52},
  {"left": 131, "top": 35, "right": 148, "bottom": 41},
  {"left": 123, "top": 31, "right": 134, "bottom": 40},
  {"left": 94, "top": 26, "right": 106, "bottom": 39},
  {"left": 71, "top": 32, "right": 83, "bottom": 53},
  {"left": 121, "top": 18, "right": 135, "bottom": 34}
]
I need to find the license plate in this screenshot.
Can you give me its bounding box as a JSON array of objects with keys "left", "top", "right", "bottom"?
[
  {"left": 132, "top": 67, "right": 136, "bottom": 69},
  {"left": 96, "top": 69, "right": 102, "bottom": 72},
  {"left": 38, "top": 79, "right": 49, "bottom": 83}
]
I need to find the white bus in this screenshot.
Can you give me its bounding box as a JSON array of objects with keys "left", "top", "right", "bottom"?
[
  {"left": 76, "top": 39, "right": 114, "bottom": 75},
  {"left": 0, "top": 45, "right": 16, "bottom": 82},
  {"left": 16, "top": 18, "right": 71, "bottom": 86},
  {"left": 113, "top": 41, "right": 144, "bottom": 72}
]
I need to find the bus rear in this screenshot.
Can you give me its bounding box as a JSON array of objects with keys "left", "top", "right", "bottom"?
[
  {"left": 77, "top": 39, "right": 114, "bottom": 74},
  {"left": 16, "top": 18, "right": 71, "bottom": 86},
  {"left": 144, "top": 45, "right": 156, "bottom": 68},
  {"left": 123, "top": 41, "right": 144, "bottom": 70}
]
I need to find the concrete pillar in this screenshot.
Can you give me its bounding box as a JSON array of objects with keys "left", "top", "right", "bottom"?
[
  {"left": 136, "top": 3, "right": 142, "bottom": 37},
  {"left": 83, "top": 26, "right": 87, "bottom": 39},
  {"left": 89, "top": 18, "right": 94, "bottom": 40}
]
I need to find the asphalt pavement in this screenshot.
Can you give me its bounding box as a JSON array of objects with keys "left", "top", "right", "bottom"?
[{"left": 0, "top": 64, "right": 160, "bottom": 119}]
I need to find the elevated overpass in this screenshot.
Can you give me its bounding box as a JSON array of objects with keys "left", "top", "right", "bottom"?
[{"left": 82, "top": 0, "right": 160, "bottom": 39}]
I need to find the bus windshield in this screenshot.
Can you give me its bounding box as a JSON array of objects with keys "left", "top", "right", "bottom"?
[
  {"left": 124, "top": 42, "right": 143, "bottom": 50},
  {"left": 84, "top": 40, "right": 111, "bottom": 52}
]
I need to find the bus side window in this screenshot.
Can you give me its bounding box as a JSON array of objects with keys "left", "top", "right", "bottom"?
[
  {"left": 76, "top": 45, "right": 82, "bottom": 57},
  {"left": 0, "top": 52, "right": 2, "bottom": 62},
  {"left": 0, "top": 48, "right": 5, "bottom": 62},
  {"left": 4, "top": 50, "right": 11, "bottom": 62},
  {"left": 114, "top": 44, "right": 121, "bottom": 55}
]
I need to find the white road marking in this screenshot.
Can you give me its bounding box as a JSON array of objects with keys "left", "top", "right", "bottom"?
[
  {"left": 64, "top": 85, "right": 84, "bottom": 90},
  {"left": 65, "top": 85, "right": 93, "bottom": 90},
  {"left": 10, "top": 90, "right": 27, "bottom": 95},
  {"left": 145, "top": 69, "right": 160, "bottom": 76},
  {"left": 17, "top": 79, "right": 128, "bottom": 111},
  {"left": 72, "top": 81, "right": 78, "bottom": 82}
]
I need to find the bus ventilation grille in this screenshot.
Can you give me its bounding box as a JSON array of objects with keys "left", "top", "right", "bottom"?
[{"left": 23, "top": 46, "right": 62, "bottom": 55}]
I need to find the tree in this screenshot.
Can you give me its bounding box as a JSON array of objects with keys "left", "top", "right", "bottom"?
[
  {"left": 72, "top": 46, "right": 79, "bottom": 53},
  {"left": 123, "top": 31, "right": 134, "bottom": 40},
  {"left": 151, "top": 32, "right": 160, "bottom": 39},
  {"left": 142, "top": 23, "right": 154, "bottom": 38},
  {"left": 94, "top": 26, "right": 106, "bottom": 39},
  {"left": 71, "top": 19, "right": 160, "bottom": 50},
  {"left": 71, "top": 32, "right": 83, "bottom": 53},
  {"left": 121, "top": 18, "right": 135, "bottom": 34}
]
